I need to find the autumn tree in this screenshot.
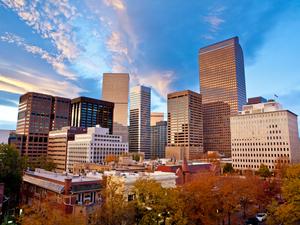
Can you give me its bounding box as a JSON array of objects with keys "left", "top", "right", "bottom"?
[
  {"left": 91, "top": 176, "right": 135, "bottom": 225},
  {"left": 19, "top": 201, "right": 85, "bottom": 225},
  {"left": 267, "top": 164, "right": 300, "bottom": 225},
  {"left": 180, "top": 173, "right": 220, "bottom": 225},
  {"left": 105, "top": 154, "right": 119, "bottom": 164}
]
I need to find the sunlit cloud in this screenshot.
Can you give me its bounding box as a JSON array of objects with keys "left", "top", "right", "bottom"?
[
  {"left": 103, "top": 0, "right": 126, "bottom": 11},
  {"left": 0, "top": 65, "right": 84, "bottom": 98},
  {"left": 2, "top": 0, "right": 79, "bottom": 61},
  {"left": 0, "top": 32, "right": 76, "bottom": 80}
]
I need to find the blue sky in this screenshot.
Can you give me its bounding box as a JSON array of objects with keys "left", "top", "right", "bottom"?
[{"left": 0, "top": 0, "right": 300, "bottom": 130}]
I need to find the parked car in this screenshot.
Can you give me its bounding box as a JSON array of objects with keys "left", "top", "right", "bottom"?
[
  {"left": 245, "top": 217, "right": 259, "bottom": 225},
  {"left": 256, "top": 212, "right": 267, "bottom": 222}
]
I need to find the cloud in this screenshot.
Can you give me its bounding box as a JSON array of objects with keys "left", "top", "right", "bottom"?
[
  {"left": 0, "top": 32, "right": 76, "bottom": 80},
  {"left": 202, "top": 5, "right": 226, "bottom": 39},
  {"left": 1, "top": 0, "right": 79, "bottom": 72},
  {"left": 204, "top": 15, "right": 224, "bottom": 31},
  {"left": 0, "top": 64, "right": 84, "bottom": 98},
  {"left": 131, "top": 71, "right": 176, "bottom": 99},
  {"left": 103, "top": 0, "right": 126, "bottom": 11},
  {"left": 0, "top": 105, "right": 18, "bottom": 122}
]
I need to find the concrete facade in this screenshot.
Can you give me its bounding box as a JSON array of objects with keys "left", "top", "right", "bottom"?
[{"left": 231, "top": 101, "right": 300, "bottom": 171}]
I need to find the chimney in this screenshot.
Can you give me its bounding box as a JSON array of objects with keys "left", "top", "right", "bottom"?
[{"left": 64, "top": 178, "right": 72, "bottom": 195}]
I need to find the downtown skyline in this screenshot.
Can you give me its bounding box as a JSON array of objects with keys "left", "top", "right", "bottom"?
[{"left": 1, "top": 0, "right": 300, "bottom": 130}]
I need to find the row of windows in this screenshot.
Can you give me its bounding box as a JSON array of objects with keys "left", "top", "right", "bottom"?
[
  {"left": 232, "top": 147, "right": 290, "bottom": 152},
  {"left": 232, "top": 142, "right": 288, "bottom": 146},
  {"left": 233, "top": 153, "right": 290, "bottom": 158},
  {"left": 234, "top": 159, "right": 290, "bottom": 163}
]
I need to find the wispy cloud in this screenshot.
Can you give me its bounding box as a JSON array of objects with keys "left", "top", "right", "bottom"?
[
  {"left": 131, "top": 70, "right": 176, "bottom": 98},
  {"left": 0, "top": 32, "right": 76, "bottom": 80},
  {"left": 202, "top": 5, "right": 226, "bottom": 39},
  {"left": 2, "top": 0, "right": 79, "bottom": 61},
  {"left": 0, "top": 63, "right": 84, "bottom": 98},
  {"left": 103, "top": 0, "right": 126, "bottom": 11}
]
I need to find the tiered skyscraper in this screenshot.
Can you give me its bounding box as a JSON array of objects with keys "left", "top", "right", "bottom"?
[
  {"left": 166, "top": 90, "right": 203, "bottom": 160},
  {"left": 129, "top": 86, "right": 151, "bottom": 159},
  {"left": 15, "top": 92, "right": 71, "bottom": 162},
  {"left": 199, "top": 37, "right": 246, "bottom": 156},
  {"left": 102, "top": 73, "right": 129, "bottom": 142}
]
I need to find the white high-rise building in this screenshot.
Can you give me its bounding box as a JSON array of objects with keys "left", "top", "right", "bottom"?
[
  {"left": 67, "top": 125, "right": 128, "bottom": 172},
  {"left": 231, "top": 100, "right": 300, "bottom": 171},
  {"left": 102, "top": 73, "right": 129, "bottom": 142},
  {"left": 129, "top": 85, "right": 151, "bottom": 159}
]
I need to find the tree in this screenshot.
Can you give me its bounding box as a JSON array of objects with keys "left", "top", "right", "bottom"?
[
  {"left": 257, "top": 164, "right": 272, "bottom": 178},
  {"left": 105, "top": 154, "right": 118, "bottom": 164},
  {"left": 29, "top": 155, "right": 56, "bottom": 171},
  {"left": 19, "top": 201, "right": 85, "bottom": 225},
  {"left": 0, "top": 144, "right": 27, "bottom": 205},
  {"left": 91, "top": 176, "right": 135, "bottom": 225},
  {"left": 223, "top": 163, "right": 234, "bottom": 174},
  {"left": 267, "top": 164, "right": 300, "bottom": 225},
  {"left": 180, "top": 173, "right": 220, "bottom": 225},
  {"left": 133, "top": 179, "right": 187, "bottom": 225}
]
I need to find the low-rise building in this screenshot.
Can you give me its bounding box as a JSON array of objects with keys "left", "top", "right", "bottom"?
[
  {"left": 48, "top": 127, "right": 87, "bottom": 172},
  {"left": 104, "top": 170, "right": 177, "bottom": 201},
  {"left": 21, "top": 169, "right": 103, "bottom": 215},
  {"left": 231, "top": 100, "right": 300, "bottom": 171},
  {"left": 67, "top": 126, "right": 128, "bottom": 172}
]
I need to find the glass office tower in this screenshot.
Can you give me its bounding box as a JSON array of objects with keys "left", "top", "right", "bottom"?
[
  {"left": 199, "top": 37, "right": 246, "bottom": 156},
  {"left": 71, "top": 97, "right": 114, "bottom": 134}
]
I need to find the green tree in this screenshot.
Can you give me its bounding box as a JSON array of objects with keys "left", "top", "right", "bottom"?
[
  {"left": 223, "top": 163, "right": 234, "bottom": 174},
  {"left": 29, "top": 155, "right": 56, "bottom": 171},
  {"left": 0, "top": 144, "right": 27, "bottom": 204},
  {"left": 257, "top": 164, "right": 272, "bottom": 178}
]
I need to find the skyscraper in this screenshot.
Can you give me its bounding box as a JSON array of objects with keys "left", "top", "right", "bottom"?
[
  {"left": 16, "top": 92, "right": 71, "bottom": 162},
  {"left": 70, "top": 97, "right": 114, "bottom": 134},
  {"left": 129, "top": 86, "right": 151, "bottom": 159},
  {"left": 151, "top": 121, "right": 167, "bottom": 159},
  {"left": 102, "top": 73, "right": 129, "bottom": 142},
  {"left": 199, "top": 37, "right": 246, "bottom": 156},
  {"left": 166, "top": 90, "right": 203, "bottom": 160},
  {"left": 199, "top": 36, "right": 246, "bottom": 113},
  {"left": 151, "top": 112, "right": 164, "bottom": 126}
]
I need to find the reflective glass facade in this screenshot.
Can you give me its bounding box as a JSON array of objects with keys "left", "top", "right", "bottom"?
[
  {"left": 129, "top": 86, "right": 151, "bottom": 159},
  {"left": 71, "top": 97, "right": 114, "bottom": 134},
  {"left": 166, "top": 90, "right": 203, "bottom": 160},
  {"left": 16, "top": 92, "right": 71, "bottom": 163},
  {"left": 199, "top": 37, "right": 246, "bottom": 156}
]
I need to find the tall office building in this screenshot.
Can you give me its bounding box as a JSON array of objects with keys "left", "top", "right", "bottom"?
[
  {"left": 129, "top": 86, "right": 151, "bottom": 159},
  {"left": 231, "top": 100, "right": 300, "bottom": 171},
  {"left": 166, "top": 90, "right": 203, "bottom": 160},
  {"left": 102, "top": 73, "right": 129, "bottom": 142},
  {"left": 71, "top": 97, "right": 114, "bottom": 134},
  {"left": 199, "top": 37, "right": 246, "bottom": 156},
  {"left": 151, "top": 121, "right": 167, "bottom": 159},
  {"left": 16, "top": 92, "right": 71, "bottom": 162},
  {"left": 151, "top": 112, "right": 164, "bottom": 126},
  {"left": 48, "top": 126, "right": 87, "bottom": 172}
]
